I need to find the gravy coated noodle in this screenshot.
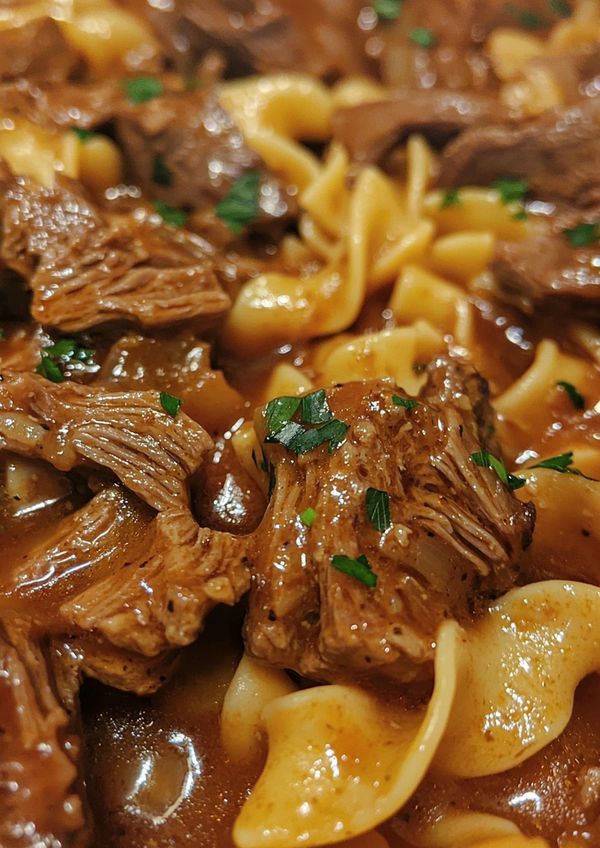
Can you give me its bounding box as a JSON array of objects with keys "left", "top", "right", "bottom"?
[{"left": 0, "top": 2, "right": 599, "bottom": 848}]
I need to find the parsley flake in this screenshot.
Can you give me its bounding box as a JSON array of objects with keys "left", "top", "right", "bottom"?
[
  {"left": 530, "top": 451, "right": 595, "bottom": 479},
  {"left": 470, "top": 450, "right": 526, "bottom": 491},
  {"left": 492, "top": 177, "right": 529, "bottom": 204},
  {"left": 215, "top": 171, "right": 261, "bottom": 235},
  {"left": 300, "top": 389, "right": 332, "bottom": 425},
  {"left": 562, "top": 222, "right": 599, "bottom": 248},
  {"left": 366, "top": 487, "right": 391, "bottom": 533},
  {"left": 153, "top": 200, "right": 188, "bottom": 228},
  {"left": 265, "top": 396, "right": 301, "bottom": 435},
  {"left": 409, "top": 27, "right": 436, "bottom": 47},
  {"left": 374, "top": 0, "right": 402, "bottom": 20},
  {"left": 392, "top": 394, "right": 419, "bottom": 409},
  {"left": 152, "top": 154, "right": 172, "bottom": 186},
  {"left": 124, "top": 76, "right": 164, "bottom": 104},
  {"left": 556, "top": 380, "right": 585, "bottom": 410},
  {"left": 300, "top": 507, "right": 317, "bottom": 527},
  {"left": 36, "top": 338, "right": 95, "bottom": 383},
  {"left": 331, "top": 554, "right": 377, "bottom": 588},
  {"left": 72, "top": 127, "right": 94, "bottom": 142},
  {"left": 505, "top": 3, "right": 548, "bottom": 28},
  {"left": 440, "top": 189, "right": 461, "bottom": 209},
  {"left": 265, "top": 420, "right": 305, "bottom": 449},
  {"left": 512, "top": 207, "right": 528, "bottom": 221},
  {"left": 550, "top": 0, "right": 572, "bottom": 16},
  {"left": 291, "top": 419, "right": 349, "bottom": 455},
  {"left": 160, "top": 392, "right": 183, "bottom": 417}
]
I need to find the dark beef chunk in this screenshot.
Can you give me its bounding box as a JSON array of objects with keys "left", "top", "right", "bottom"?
[
  {"left": 492, "top": 206, "right": 600, "bottom": 309},
  {"left": 0, "top": 78, "right": 125, "bottom": 131},
  {"left": 439, "top": 99, "right": 600, "bottom": 207},
  {"left": 0, "top": 18, "right": 80, "bottom": 84},
  {"left": 118, "top": 0, "right": 372, "bottom": 80},
  {"left": 332, "top": 90, "right": 503, "bottom": 163},
  {"left": 0, "top": 620, "right": 87, "bottom": 848},
  {"left": 116, "top": 87, "right": 296, "bottom": 227},
  {"left": 0, "top": 176, "right": 230, "bottom": 331},
  {"left": 245, "top": 359, "right": 534, "bottom": 685}
]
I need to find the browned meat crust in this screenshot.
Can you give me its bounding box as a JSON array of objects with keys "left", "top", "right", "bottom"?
[
  {"left": 245, "top": 359, "right": 534, "bottom": 685},
  {"left": 0, "top": 19, "right": 80, "bottom": 84},
  {"left": 0, "top": 176, "right": 230, "bottom": 332}
]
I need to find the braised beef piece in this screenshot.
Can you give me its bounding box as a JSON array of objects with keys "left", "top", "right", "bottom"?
[
  {"left": 0, "top": 18, "right": 80, "bottom": 84},
  {"left": 332, "top": 90, "right": 502, "bottom": 163},
  {"left": 0, "top": 175, "right": 230, "bottom": 331},
  {"left": 0, "top": 78, "right": 125, "bottom": 131},
  {"left": 245, "top": 359, "right": 534, "bottom": 685},
  {"left": 492, "top": 206, "right": 600, "bottom": 309},
  {"left": 116, "top": 87, "right": 296, "bottom": 226},
  {"left": 0, "top": 620, "right": 86, "bottom": 848},
  {"left": 118, "top": 0, "right": 371, "bottom": 80},
  {"left": 439, "top": 99, "right": 600, "bottom": 207}
]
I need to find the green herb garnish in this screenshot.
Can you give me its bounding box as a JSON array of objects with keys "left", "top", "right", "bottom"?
[
  {"left": 492, "top": 177, "right": 529, "bottom": 204},
  {"left": 505, "top": 4, "right": 548, "bottom": 28},
  {"left": 152, "top": 154, "right": 172, "bottom": 186},
  {"left": 265, "top": 420, "right": 305, "bottom": 449},
  {"left": 470, "top": 450, "right": 526, "bottom": 491},
  {"left": 440, "top": 189, "right": 461, "bottom": 209},
  {"left": 291, "top": 419, "right": 349, "bottom": 455},
  {"left": 392, "top": 394, "right": 419, "bottom": 409},
  {"left": 265, "top": 396, "right": 301, "bottom": 435},
  {"left": 124, "top": 76, "right": 164, "bottom": 104},
  {"left": 36, "top": 338, "right": 95, "bottom": 383},
  {"left": 556, "top": 381, "right": 585, "bottom": 410},
  {"left": 300, "top": 389, "right": 332, "bottom": 425},
  {"left": 409, "top": 27, "right": 436, "bottom": 47},
  {"left": 153, "top": 200, "right": 188, "bottom": 228},
  {"left": 512, "top": 207, "right": 528, "bottom": 221},
  {"left": 215, "top": 171, "right": 261, "bottom": 235},
  {"left": 550, "top": 0, "right": 572, "bottom": 17},
  {"left": 331, "top": 554, "right": 377, "bottom": 588},
  {"left": 562, "top": 222, "right": 599, "bottom": 248},
  {"left": 160, "top": 391, "right": 183, "bottom": 417},
  {"left": 72, "top": 127, "right": 94, "bottom": 142},
  {"left": 300, "top": 507, "right": 317, "bottom": 527},
  {"left": 366, "top": 487, "right": 391, "bottom": 533},
  {"left": 374, "top": 0, "right": 402, "bottom": 20},
  {"left": 530, "top": 451, "right": 593, "bottom": 478}
]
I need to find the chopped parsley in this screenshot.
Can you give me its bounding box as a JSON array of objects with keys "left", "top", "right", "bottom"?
[
  {"left": 556, "top": 380, "right": 585, "bottom": 410},
  {"left": 153, "top": 200, "right": 188, "bottom": 228},
  {"left": 409, "top": 27, "right": 436, "bottom": 48},
  {"left": 300, "top": 389, "right": 332, "bottom": 425},
  {"left": 504, "top": 3, "right": 548, "bottom": 28},
  {"left": 366, "top": 487, "right": 391, "bottom": 533},
  {"left": 530, "top": 451, "right": 594, "bottom": 478},
  {"left": 331, "top": 554, "right": 377, "bottom": 588},
  {"left": 299, "top": 507, "right": 317, "bottom": 527},
  {"left": 512, "top": 208, "right": 528, "bottom": 221},
  {"left": 215, "top": 171, "right": 261, "bottom": 235},
  {"left": 36, "top": 338, "right": 95, "bottom": 383},
  {"left": 0, "top": 328, "right": 5, "bottom": 340},
  {"left": 373, "top": 0, "right": 402, "bottom": 20},
  {"left": 152, "top": 154, "right": 172, "bottom": 186},
  {"left": 470, "top": 450, "right": 526, "bottom": 491},
  {"left": 550, "top": 0, "right": 572, "bottom": 16},
  {"left": 392, "top": 394, "right": 419, "bottom": 409},
  {"left": 562, "top": 222, "right": 599, "bottom": 248},
  {"left": 440, "top": 189, "right": 461, "bottom": 210},
  {"left": 160, "top": 391, "right": 183, "bottom": 417},
  {"left": 265, "top": 396, "right": 301, "bottom": 435},
  {"left": 124, "top": 76, "right": 164, "bottom": 104},
  {"left": 492, "top": 177, "right": 529, "bottom": 204},
  {"left": 71, "top": 127, "right": 94, "bottom": 142}
]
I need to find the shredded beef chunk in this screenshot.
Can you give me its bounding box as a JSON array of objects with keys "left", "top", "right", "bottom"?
[
  {"left": 116, "top": 87, "right": 296, "bottom": 225},
  {"left": 0, "top": 176, "right": 229, "bottom": 331},
  {"left": 245, "top": 359, "right": 534, "bottom": 685},
  {"left": 332, "top": 90, "right": 502, "bottom": 164},
  {"left": 0, "top": 78, "right": 125, "bottom": 131},
  {"left": 439, "top": 99, "right": 600, "bottom": 207},
  {"left": 0, "top": 18, "right": 79, "bottom": 84},
  {"left": 492, "top": 207, "right": 600, "bottom": 309},
  {"left": 0, "top": 621, "right": 86, "bottom": 848}
]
